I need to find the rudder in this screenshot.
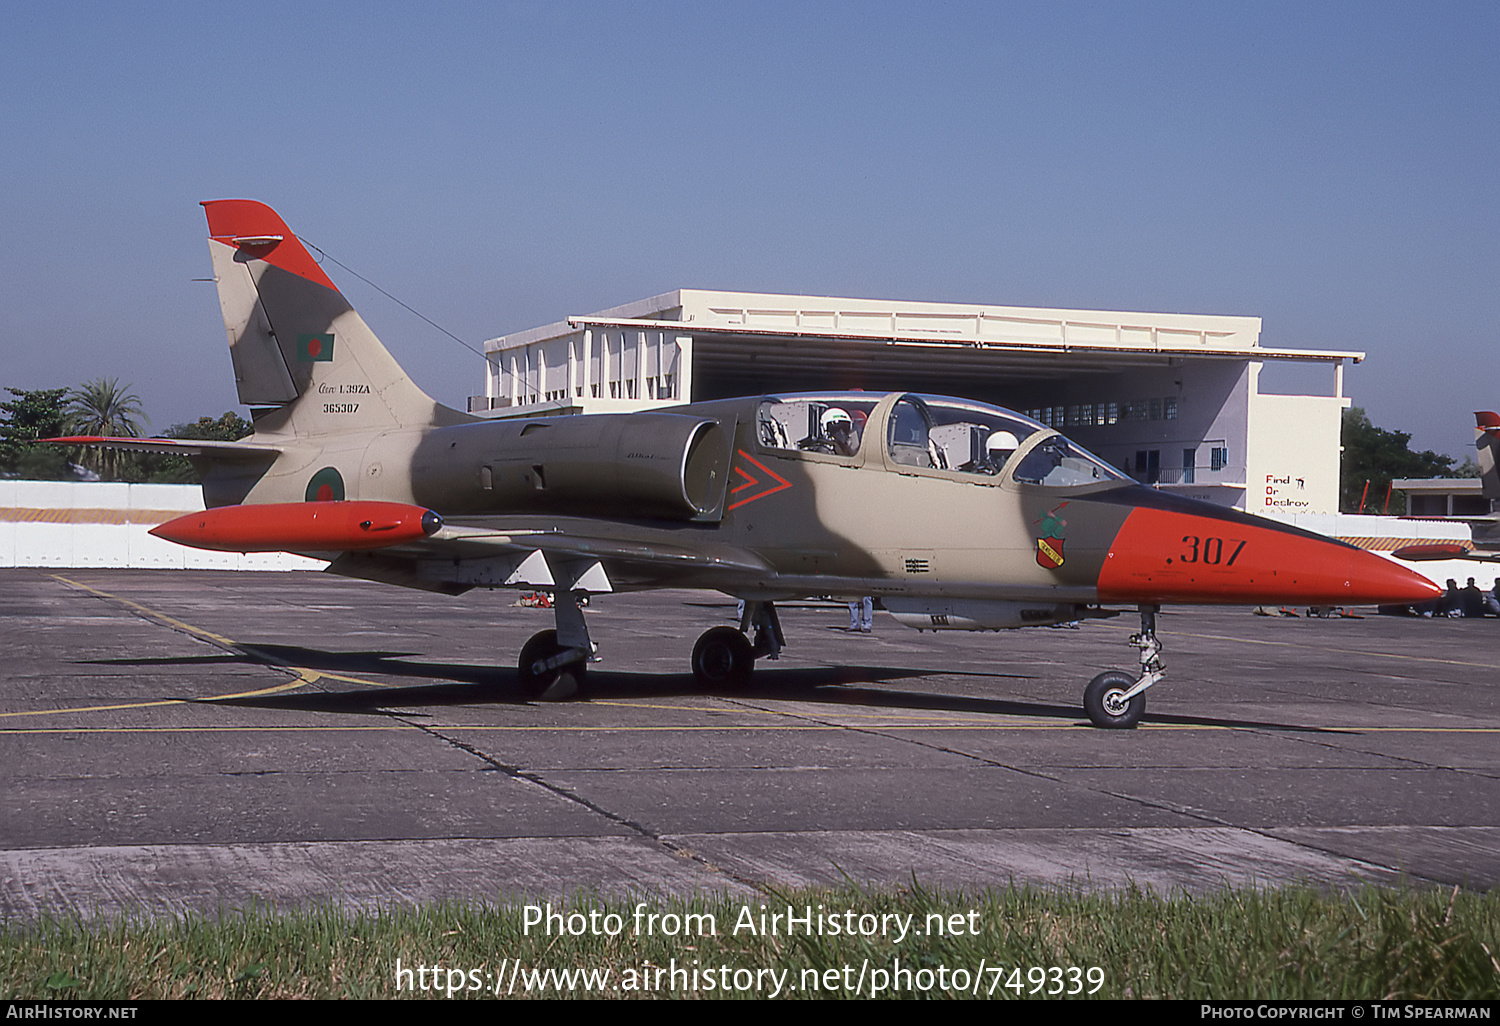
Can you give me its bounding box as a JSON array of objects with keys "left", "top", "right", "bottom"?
[
  {"left": 202, "top": 200, "right": 470, "bottom": 437},
  {"left": 1476, "top": 411, "right": 1500, "bottom": 500}
]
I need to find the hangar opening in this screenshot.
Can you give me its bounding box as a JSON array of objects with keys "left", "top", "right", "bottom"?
[{"left": 472, "top": 290, "right": 1358, "bottom": 516}]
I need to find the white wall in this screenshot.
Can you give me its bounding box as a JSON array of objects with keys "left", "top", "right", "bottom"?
[
  {"left": 0, "top": 480, "right": 325, "bottom": 570},
  {"left": 1245, "top": 370, "right": 1346, "bottom": 516}
]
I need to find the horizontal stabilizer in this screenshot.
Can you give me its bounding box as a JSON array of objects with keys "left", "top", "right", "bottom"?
[{"left": 46, "top": 436, "right": 280, "bottom": 460}]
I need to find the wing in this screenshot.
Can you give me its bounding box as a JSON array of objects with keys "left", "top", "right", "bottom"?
[
  {"left": 1390, "top": 542, "right": 1500, "bottom": 563},
  {"left": 325, "top": 516, "right": 773, "bottom": 596}
]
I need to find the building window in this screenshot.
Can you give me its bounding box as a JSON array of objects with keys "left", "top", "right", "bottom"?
[
  {"left": 1210, "top": 446, "right": 1228, "bottom": 472},
  {"left": 1164, "top": 396, "right": 1178, "bottom": 420}
]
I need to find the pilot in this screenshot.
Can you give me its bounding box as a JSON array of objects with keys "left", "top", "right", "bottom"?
[
  {"left": 983, "top": 429, "right": 1019, "bottom": 472},
  {"left": 801, "top": 407, "right": 859, "bottom": 456},
  {"left": 962, "top": 430, "right": 1020, "bottom": 474}
]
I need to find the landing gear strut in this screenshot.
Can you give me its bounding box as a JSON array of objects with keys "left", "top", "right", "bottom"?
[
  {"left": 691, "top": 600, "right": 783, "bottom": 689},
  {"left": 518, "top": 590, "right": 595, "bottom": 700},
  {"left": 1083, "top": 604, "right": 1163, "bottom": 729}
]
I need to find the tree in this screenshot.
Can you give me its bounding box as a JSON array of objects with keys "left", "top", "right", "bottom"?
[
  {"left": 1340, "top": 407, "right": 1457, "bottom": 514},
  {"left": 169, "top": 411, "right": 253, "bottom": 443},
  {"left": 0, "top": 387, "right": 71, "bottom": 479},
  {"left": 135, "top": 412, "right": 255, "bottom": 484},
  {"left": 66, "top": 378, "right": 145, "bottom": 480}
]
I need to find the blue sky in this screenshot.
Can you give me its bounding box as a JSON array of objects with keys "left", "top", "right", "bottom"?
[{"left": 2, "top": 1, "right": 1495, "bottom": 457}]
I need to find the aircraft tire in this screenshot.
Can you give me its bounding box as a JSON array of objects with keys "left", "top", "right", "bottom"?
[
  {"left": 518, "top": 629, "right": 587, "bottom": 700},
  {"left": 1084, "top": 671, "right": 1144, "bottom": 729},
  {"left": 692, "top": 626, "right": 754, "bottom": 688}
]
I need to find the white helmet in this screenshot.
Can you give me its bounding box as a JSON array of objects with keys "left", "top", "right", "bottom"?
[
  {"left": 986, "top": 430, "right": 1020, "bottom": 454},
  {"left": 821, "top": 407, "right": 853, "bottom": 433}
]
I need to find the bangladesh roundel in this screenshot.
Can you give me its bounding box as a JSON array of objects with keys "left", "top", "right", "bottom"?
[{"left": 305, "top": 467, "right": 345, "bottom": 502}]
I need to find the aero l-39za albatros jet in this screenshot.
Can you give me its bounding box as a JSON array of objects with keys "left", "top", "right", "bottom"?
[{"left": 53, "top": 201, "right": 1439, "bottom": 728}]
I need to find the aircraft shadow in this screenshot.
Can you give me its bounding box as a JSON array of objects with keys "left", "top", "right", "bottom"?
[{"left": 174, "top": 642, "right": 1347, "bottom": 734}]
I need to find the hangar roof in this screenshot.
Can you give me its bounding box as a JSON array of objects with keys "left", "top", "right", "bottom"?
[{"left": 487, "top": 289, "right": 1364, "bottom": 381}]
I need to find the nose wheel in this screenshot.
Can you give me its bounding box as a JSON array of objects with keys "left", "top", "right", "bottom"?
[
  {"left": 1083, "top": 605, "right": 1161, "bottom": 729},
  {"left": 1084, "top": 671, "right": 1144, "bottom": 729}
]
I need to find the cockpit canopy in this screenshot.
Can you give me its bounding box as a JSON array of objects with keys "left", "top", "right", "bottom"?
[{"left": 756, "top": 392, "right": 1130, "bottom": 489}]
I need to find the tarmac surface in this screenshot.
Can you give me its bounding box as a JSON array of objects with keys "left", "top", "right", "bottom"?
[{"left": 3, "top": 568, "right": 1498, "bottom": 919}]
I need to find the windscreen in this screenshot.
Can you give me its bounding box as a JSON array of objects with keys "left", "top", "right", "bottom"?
[{"left": 1011, "top": 434, "right": 1132, "bottom": 488}]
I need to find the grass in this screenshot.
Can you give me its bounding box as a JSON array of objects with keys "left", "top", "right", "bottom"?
[{"left": 3, "top": 883, "right": 1498, "bottom": 999}]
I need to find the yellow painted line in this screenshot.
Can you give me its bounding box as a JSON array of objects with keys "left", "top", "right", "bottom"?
[
  {"left": 54, "top": 574, "right": 240, "bottom": 647},
  {"left": 0, "top": 672, "right": 316, "bottom": 721},
  {"left": 3, "top": 720, "right": 1494, "bottom": 737},
  {"left": 2, "top": 724, "right": 424, "bottom": 735},
  {"left": 588, "top": 699, "right": 1004, "bottom": 724},
  {"left": 49, "top": 574, "right": 398, "bottom": 691},
  {"left": 0, "top": 699, "right": 183, "bottom": 719},
  {"left": 303, "top": 669, "right": 399, "bottom": 688},
  {"left": 22, "top": 577, "right": 400, "bottom": 718},
  {"left": 0, "top": 723, "right": 1185, "bottom": 735}
]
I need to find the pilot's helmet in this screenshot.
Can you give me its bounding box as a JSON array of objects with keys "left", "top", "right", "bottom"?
[
  {"left": 821, "top": 407, "right": 853, "bottom": 434},
  {"left": 986, "top": 430, "right": 1020, "bottom": 456}
]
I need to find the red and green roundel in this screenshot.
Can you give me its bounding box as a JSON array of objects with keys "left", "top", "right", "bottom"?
[
  {"left": 297, "top": 333, "right": 335, "bottom": 362},
  {"left": 305, "top": 467, "right": 345, "bottom": 502}
]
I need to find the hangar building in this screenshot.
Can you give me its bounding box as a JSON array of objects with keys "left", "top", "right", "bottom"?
[{"left": 470, "top": 289, "right": 1359, "bottom": 516}]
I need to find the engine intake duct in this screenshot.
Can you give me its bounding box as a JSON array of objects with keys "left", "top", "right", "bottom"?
[{"left": 413, "top": 412, "right": 732, "bottom": 521}]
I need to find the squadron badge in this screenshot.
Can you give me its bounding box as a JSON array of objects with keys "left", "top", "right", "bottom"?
[{"left": 1034, "top": 502, "right": 1069, "bottom": 570}]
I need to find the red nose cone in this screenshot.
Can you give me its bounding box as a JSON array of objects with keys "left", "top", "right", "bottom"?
[
  {"left": 149, "top": 501, "right": 442, "bottom": 553},
  {"left": 1098, "top": 507, "right": 1442, "bottom": 606}
]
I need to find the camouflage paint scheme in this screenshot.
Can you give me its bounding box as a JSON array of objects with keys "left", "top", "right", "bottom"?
[{"left": 54, "top": 201, "right": 1439, "bottom": 726}]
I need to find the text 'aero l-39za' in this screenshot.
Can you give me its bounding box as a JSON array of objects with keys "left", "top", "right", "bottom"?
[{"left": 57, "top": 201, "right": 1440, "bottom": 728}]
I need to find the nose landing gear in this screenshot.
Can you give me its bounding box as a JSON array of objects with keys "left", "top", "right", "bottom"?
[{"left": 1083, "top": 604, "right": 1162, "bottom": 729}]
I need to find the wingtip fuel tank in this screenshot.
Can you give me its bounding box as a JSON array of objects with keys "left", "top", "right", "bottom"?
[{"left": 150, "top": 501, "right": 442, "bottom": 553}]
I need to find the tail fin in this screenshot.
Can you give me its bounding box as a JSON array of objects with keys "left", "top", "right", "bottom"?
[
  {"left": 1476, "top": 411, "right": 1500, "bottom": 500},
  {"left": 202, "top": 200, "right": 472, "bottom": 436}
]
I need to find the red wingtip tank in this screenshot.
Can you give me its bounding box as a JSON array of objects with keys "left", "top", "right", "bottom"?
[{"left": 150, "top": 501, "right": 442, "bottom": 553}]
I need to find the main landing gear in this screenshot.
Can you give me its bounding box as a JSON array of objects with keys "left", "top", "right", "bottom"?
[
  {"left": 517, "top": 593, "right": 786, "bottom": 700},
  {"left": 1083, "top": 604, "right": 1163, "bottom": 729},
  {"left": 691, "top": 600, "right": 783, "bottom": 689},
  {"left": 517, "top": 590, "right": 595, "bottom": 700}
]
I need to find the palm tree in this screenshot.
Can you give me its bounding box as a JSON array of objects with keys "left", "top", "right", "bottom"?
[{"left": 67, "top": 378, "right": 145, "bottom": 479}]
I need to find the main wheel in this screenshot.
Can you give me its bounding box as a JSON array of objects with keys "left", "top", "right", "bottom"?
[
  {"left": 691, "top": 626, "right": 754, "bottom": 688},
  {"left": 518, "top": 629, "right": 585, "bottom": 700},
  {"left": 1084, "top": 671, "right": 1144, "bottom": 729}
]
